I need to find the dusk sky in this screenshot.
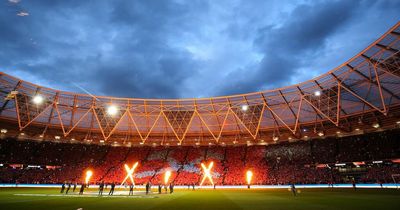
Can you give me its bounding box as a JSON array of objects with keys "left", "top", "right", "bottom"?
[{"left": 1, "top": 0, "right": 399, "bottom": 99}]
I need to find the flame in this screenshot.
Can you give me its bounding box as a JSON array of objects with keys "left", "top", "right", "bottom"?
[
  {"left": 246, "top": 170, "right": 253, "bottom": 185},
  {"left": 200, "top": 161, "right": 214, "bottom": 186}
]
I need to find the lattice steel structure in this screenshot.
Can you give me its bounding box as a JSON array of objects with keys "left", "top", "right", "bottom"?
[{"left": 1, "top": 22, "right": 400, "bottom": 146}]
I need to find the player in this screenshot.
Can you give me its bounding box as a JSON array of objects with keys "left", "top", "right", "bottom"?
[
  {"left": 145, "top": 182, "right": 150, "bottom": 195},
  {"left": 109, "top": 182, "right": 115, "bottom": 195},
  {"left": 169, "top": 183, "right": 174, "bottom": 194},
  {"left": 291, "top": 183, "right": 297, "bottom": 196},
  {"left": 158, "top": 184, "right": 162, "bottom": 194},
  {"left": 352, "top": 178, "right": 357, "bottom": 190},
  {"left": 129, "top": 183, "right": 134, "bottom": 196},
  {"left": 65, "top": 182, "right": 71, "bottom": 194},
  {"left": 79, "top": 183, "right": 85, "bottom": 195},
  {"left": 98, "top": 181, "right": 104, "bottom": 196},
  {"left": 73, "top": 182, "right": 77, "bottom": 192},
  {"left": 60, "top": 181, "right": 66, "bottom": 193}
]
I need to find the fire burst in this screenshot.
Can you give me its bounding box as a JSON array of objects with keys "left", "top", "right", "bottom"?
[
  {"left": 85, "top": 170, "right": 93, "bottom": 185},
  {"left": 246, "top": 170, "right": 253, "bottom": 185},
  {"left": 164, "top": 170, "right": 171, "bottom": 185},
  {"left": 121, "top": 162, "right": 139, "bottom": 185},
  {"left": 200, "top": 162, "right": 214, "bottom": 186}
]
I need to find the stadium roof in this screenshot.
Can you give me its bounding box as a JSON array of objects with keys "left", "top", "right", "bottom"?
[{"left": 1, "top": 22, "right": 400, "bottom": 146}]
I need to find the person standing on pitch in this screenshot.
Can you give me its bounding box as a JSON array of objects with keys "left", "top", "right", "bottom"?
[
  {"left": 109, "top": 182, "right": 115, "bottom": 195},
  {"left": 60, "top": 181, "right": 66, "bottom": 193},
  {"left": 291, "top": 183, "right": 297, "bottom": 196},
  {"left": 352, "top": 178, "right": 357, "bottom": 190},
  {"left": 129, "top": 183, "right": 134, "bottom": 196},
  {"left": 145, "top": 182, "right": 150, "bottom": 195},
  {"left": 65, "top": 182, "right": 71, "bottom": 194},
  {"left": 169, "top": 183, "right": 174, "bottom": 194},
  {"left": 158, "top": 184, "right": 162, "bottom": 194},
  {"left": 98, "top": 181, "right": 104, "bottom": 196},
  {"left": 73, "top": 182, "right": 77, "bottom": 192},
  {"left": 79, "top": 183, "right": 85, "bottom": 195}
]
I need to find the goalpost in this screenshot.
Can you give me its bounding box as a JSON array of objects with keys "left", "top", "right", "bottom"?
[{"left": 391, "top": 174, "right": 400, "bottom": 189}]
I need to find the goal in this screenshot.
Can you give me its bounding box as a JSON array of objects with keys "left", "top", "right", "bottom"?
[{"left": 392, "top": 174, "right": 400, "bottom": 189}]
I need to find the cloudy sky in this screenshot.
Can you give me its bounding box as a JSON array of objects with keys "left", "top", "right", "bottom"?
[{"left": 1, "top": 0, "right": 399, "bottom": 99}]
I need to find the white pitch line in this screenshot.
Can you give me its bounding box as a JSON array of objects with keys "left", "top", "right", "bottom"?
[{"left": 14, "top": 193, "right": 159, "bottom": 198}]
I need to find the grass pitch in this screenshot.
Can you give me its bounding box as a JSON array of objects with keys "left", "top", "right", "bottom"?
[{"left": 0, "top": 187, "right": 399, "bottom": 210}]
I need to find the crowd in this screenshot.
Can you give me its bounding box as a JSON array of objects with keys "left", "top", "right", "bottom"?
[{"left": 0, "top": 129, "right": 399, "bottom": 185}]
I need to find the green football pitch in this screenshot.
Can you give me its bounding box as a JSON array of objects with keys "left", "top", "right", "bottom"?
[{"left": 0, "top": 187, "right": 399, "bottom": 210}]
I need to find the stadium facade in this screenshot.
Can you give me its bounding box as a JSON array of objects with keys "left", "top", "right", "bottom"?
[{"left": 0, "top": 22, "right": 399, "bottom": 147}]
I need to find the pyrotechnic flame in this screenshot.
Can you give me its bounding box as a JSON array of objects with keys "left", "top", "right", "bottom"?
[
  {"left": 246, "top": 170, "right": 253, "bottom": 185},
  {"left": 85, "top": 170, "right": 93, "bottom": 184},
  {"left": 200, "top": 161, "right": 214, "bottom": 186},
  {"left": 164, "top": 170, "right": 171, "bottom": 185},
  {"left": 121, "top": 162, "right": 138, "bottom": 185}
]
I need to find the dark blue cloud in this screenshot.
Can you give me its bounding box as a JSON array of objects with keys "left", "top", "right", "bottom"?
[{"left": 1, "top": 0, "right": 399, "bottom": 98}]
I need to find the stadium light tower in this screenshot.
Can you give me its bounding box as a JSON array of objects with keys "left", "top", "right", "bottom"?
[
  {"left": 107, "top": 105, "right": 118, "bottom": 116},
  {"left": 200, "top": 162, "right": 214, "bottom": 186},
  {"left": 32, "top": 95, "right": 44, "bottom": 104}
]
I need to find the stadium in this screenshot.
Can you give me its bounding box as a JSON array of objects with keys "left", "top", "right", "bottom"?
[{"left": 1, "top": 1, "right": 400, "bottom": 210}]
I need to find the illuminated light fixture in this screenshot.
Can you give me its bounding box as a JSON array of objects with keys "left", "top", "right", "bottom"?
[
  {"left": 372, "top": 123, "right": 380, "bottom": 128},
  {"left": 140, "top": 142, "right": 144, "bottom": 145},
  {"left": 355, "top": 128, "right": 360, "bottom": 131},
  {"left": 32, "top": 95, "right": 44, "bottom": 104},
  {"left": 107, "top": 105, "right": 118, "bottom": 116},
  {"left": 260, "top": 139, "right": 264, "bottom": 142},
  {"left": 20, "top": 132, "right": 25, "bottom": 136},
  {"left": 85, "top": 170, "right": 93, "bottom": 185},
  {"left": 208, "top": 142, "right": 212, "bottom": 145},
  {"left": 303, "top": 128, "right": 308, "bottom": 132},
  {"left": 317, "top": 131, "right": 324, "bottom": 137},
  {"left": 336, "top": 131, "right": 341, "bottom": 134},
  {"left": 396, "top": 121, "right": 400, "bottom": 124},
  {"left": 99, "top": 140, "right": 105, "bottom": 143},
  {"left": 246, "top": 170, "right": 253, "bottom": 185},
  {"left": 164, "top": 170, "right": 171, "bottom": 185},
  {"left": 233, "top": 140, "right": 237, "bottom": 144},
  {"left": 121, "top": 162, "right": 138, "bottom": 185},
  {"left": 39, "top": 134, "right": 43, "bottom": 138},
  {"left": 200, "top": 162, "right": 214, "bottom": 186},
  {"left": 177, "top": 142, "right": 181, "bottom": 146},
  {"left": 303, "top": 135, "right": 308, "bottom": 139},
  {"left": 55, "top": 135, "right": 60, "bottom": 140},
  {"left": 0, "top": 129, "right": 7, "bottom": 134},
  {"left": 195, "top": 142, "right": 200, "bottom": 145},
  {"left": 272, "top": 136, "right": 279, "bottom": 141},
  {"left": 241, "top": 105, "right": 249, "bottom": 111},
  {"left": 288, "top": 137, "right": 292, "bottom": 140},
  {"left": 71, "top": 138, "right": 75, "bottom": 141},
  {"left": 314, "top": 90, "right": 321, "bottom": 97}
]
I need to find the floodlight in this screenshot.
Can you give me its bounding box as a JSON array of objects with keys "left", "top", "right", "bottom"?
[
  {"left": 32, "top": 95, "right": 44, "bottom": 104},
  {"left": 107, "top": 105, "right": 118, "bottom": 116}
]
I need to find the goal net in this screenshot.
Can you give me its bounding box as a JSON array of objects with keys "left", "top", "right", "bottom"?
[{"left": 392, "top": 174, "right": 400, "bottom": 189}]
